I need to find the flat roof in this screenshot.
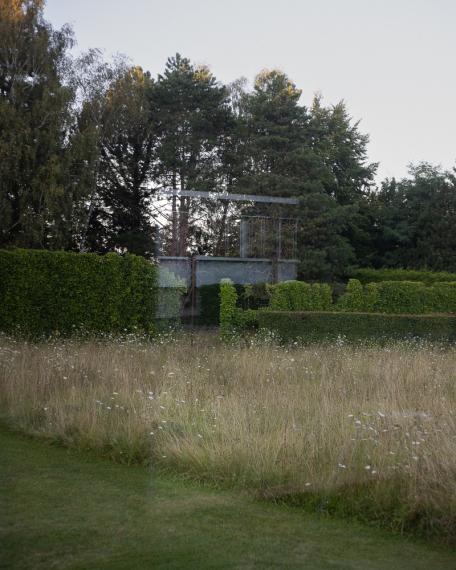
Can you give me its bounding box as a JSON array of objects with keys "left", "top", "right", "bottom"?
[{"left": 157, "top": 188, "right": 299, "bottom": 205}]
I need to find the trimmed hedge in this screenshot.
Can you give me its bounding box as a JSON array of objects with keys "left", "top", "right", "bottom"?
[
  {"left": 198, "top": 283, "right": 265, "bottom": 326},
  {"left": 338, "top": 279, "right": 456, "bottom": 314},
  {"left": 353, "top": 268, "right": 456, "bottom": 285},
  {"left": 219, "top": 279, "right": 238, "bottom": 340},
  {"left": 257, "top": 311, "right": 456, "bottom": 343},
  {"left": 0, "top": 249, "right": 157, "bottom": 336},
  {"left": 268, "top": 280, "right": 332, "bottom": 311}
]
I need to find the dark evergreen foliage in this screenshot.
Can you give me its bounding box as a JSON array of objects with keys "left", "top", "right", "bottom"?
[{"left": 1, "top": 2, "right": 456, "bottom": 280}]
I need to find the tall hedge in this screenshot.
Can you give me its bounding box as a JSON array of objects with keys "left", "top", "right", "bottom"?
[
  {"left": 0, "top": 249, "right": 157, "bottom": 336},
  {"left": 198, "top": 283, "right": 265, "bottom": 326}
]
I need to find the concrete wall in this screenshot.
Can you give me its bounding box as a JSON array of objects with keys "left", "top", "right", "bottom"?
[
  {"left": 158, "top": 256, "right": 297, "bottom": 287},
  {"left": 157, "top": 257, "right": 191, "bottom": 287}
]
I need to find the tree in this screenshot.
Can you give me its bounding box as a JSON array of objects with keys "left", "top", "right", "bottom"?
[
  {"left": 373, "top": 163, "right": 456, "bottom": 271},
  {"left": 94, "top": 66, "right": 157, "bottom": 256},
  {"left": 150, "top": 54, "right": 231, "bottom": 255},
  {"left": 232, "top": 70, "right": 376, "bottom": 280},
  {"left": 67, "top": 50, "right": 128, "bottom": 252},
  {"left": 0, "top": 0, "right": 74, "bottom": 249}
]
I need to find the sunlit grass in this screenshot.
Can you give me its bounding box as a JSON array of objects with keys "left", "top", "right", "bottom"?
[{"left": 1, "top": 333, "right": 456, "bottom": 542}]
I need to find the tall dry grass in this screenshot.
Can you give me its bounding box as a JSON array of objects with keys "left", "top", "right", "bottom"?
[{"left": 1, "top": 333, "right": 456, "bottom": 540}]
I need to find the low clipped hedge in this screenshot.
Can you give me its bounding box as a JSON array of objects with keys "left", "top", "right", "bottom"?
[
  {"left": 338, "top": 279, "right": 456, "bottom": 314},
  {"left": 256, "top": 311, "right": 456, "bottom": 343},
  {"left": 353, "top": 268, "right": 456, "bottom": 285},
  {"left": 0, "top": 249, "right": 157, "bottom": 336}
]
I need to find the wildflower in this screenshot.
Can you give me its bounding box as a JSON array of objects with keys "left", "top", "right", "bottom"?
[
  {"left": 365, "top": 465, "right": 371, "bottom": 470},
  {"left": 338, "top": 463, "right": 346, "bottom": 469},
  {"left": 377, "top": 411, "right": 386, "bottom": 418}
]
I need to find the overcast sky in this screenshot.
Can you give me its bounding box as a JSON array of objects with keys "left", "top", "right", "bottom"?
[{"left": 45, "top": 0, "right": 456, "bottom": 182}]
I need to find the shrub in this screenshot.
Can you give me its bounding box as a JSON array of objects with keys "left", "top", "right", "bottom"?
[
  {"left": 0, "top": 249, "right": 157, "bottom": 336},
  {"left": 353, "top": 268, "right": 456, "bottom": 285},
  {"left": 198, "top": 283, "right": 244, "bottom": 326},
  {"left": 338, "top": 280, "right": 456, "bottom": 314},
  {"left": 219, "top": 279, "right": 238, "bottom": 340},
  {"left": 257, "top": 310, "right": 456, "bottom": 343},
  {"left": 242, "top": 283, "right": 270, "bottom": 310},
  {"left": 338, "top": 279, "right": 365, "bottom": 311},
  {"left": 268, "top": 280, "right": 332, "bottom": 311}
]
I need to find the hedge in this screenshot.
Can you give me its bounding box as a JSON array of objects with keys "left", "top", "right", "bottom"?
[
  {"left": 198, "top": 283, "right": 266, "bottom": 326},
  {"left": 219, "top": 279, "right": 238, "bottom": 340},
  {"left": 257, "top": 311, "right": 456, "bottom": 343},
  {"left": 268, "top": 281, "right": 332, "bottom": 311},
  {"left": 0, "top": 249, "right": 157, "bottom": 336},
  {"left": 338, "top": 279, "right": 456, "bottom": 314},
  {"left": 353, "top": 268, "right": 456, "bottom": 285}
]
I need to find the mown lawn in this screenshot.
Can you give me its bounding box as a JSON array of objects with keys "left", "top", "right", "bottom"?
[{"left": 1, "top": 427, "right": 455, "bottom": 569}]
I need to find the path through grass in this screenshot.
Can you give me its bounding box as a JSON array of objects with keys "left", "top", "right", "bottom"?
[{"left": 1, "top": 427, "right": 455, "bottom": 569}]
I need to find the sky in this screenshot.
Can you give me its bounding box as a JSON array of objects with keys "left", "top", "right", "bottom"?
[{"left": 45, "top": 0, "right": 456, "bottom": 182}]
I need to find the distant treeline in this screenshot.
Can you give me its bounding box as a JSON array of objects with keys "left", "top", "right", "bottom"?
[{"left": 1, "top": 1, "right": 456, "bottom": 280}]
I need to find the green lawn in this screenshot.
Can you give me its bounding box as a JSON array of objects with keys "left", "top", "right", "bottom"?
[{"left": 1, "top": 427, "right": 455, "bottom": 570}]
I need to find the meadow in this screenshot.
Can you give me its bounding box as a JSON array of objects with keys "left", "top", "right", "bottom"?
[{"left": 1, "top": 333, "right": 456, "bottom": 543}]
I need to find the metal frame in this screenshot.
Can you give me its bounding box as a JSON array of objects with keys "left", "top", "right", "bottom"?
[{"left": 157, "top": 188, "right": 299, "bottom": 205}]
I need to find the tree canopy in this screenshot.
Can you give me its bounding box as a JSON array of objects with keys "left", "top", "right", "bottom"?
[{"left": 1, "top": 0, "right": 455, "bottom": 280}]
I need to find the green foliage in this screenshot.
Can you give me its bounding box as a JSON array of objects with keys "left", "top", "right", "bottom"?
[
  {"left": 371, "top": 164, "right": 456, "bottom": 272},
  {"left": 338, "top": 279, "right": 367, "bottom": 311},
  {"left": 257, "top": 311, "right": 456, "bottom": 344},
  {"left": 0, "top": 249, "right": 157, "bottom": 336},
  {"left": 199, "top": 283, "right": 264, "bottom": 326},
  {"left": 0, "top": 1, "right": 75, "bottom": 249},
  {"left": 353, "top": 267, "right": 456, "bottom": 285},
  {"left": 219, "top": 279, "right": 239, "bottom": 340},
  {"left": 268, "top": 281, "right": 332, "bottom": 311},
  {"left": 242, "top": 283, "right": 270, "bottom": 309},
  {"left": 338, "top": 280, "right": 456, "bottom": 314},
  {"left": 198, "top": 284, "right": 221, "bottom": 326}
]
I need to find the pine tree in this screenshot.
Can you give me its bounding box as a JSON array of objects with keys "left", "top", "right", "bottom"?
[{"left": 150, "top": 54, "right": 231, "bottom": 255}]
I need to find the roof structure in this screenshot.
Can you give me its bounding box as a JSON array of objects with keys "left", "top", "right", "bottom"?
[{"left": 157, "top": 188, "right": 299, "bottom": 205}]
